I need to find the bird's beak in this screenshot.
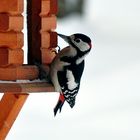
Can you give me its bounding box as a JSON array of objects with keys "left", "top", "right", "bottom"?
[{"left": 57, "top": 33, "right": 70, "bottom": 43}]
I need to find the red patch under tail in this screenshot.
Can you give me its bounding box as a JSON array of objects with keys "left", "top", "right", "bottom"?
[{"left": 54, "top": 93, "right": 65, "bottom": 116}]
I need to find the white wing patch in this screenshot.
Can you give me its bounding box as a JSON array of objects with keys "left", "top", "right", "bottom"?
[{"left": 66, "top": 70, "right": 78, "bottom": 90}]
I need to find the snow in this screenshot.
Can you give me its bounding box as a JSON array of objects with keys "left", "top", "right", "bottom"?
[{"left": 5, "top": 0, "right": 140, "bottom": 139}]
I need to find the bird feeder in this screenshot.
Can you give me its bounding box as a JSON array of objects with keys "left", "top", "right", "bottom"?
[{"left": 0, "top": 0, "right": 57, "bottom": 139}]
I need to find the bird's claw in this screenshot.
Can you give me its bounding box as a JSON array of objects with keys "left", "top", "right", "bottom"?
[{"left": 57, "top": 45, "right": 61, "bottom": 52}]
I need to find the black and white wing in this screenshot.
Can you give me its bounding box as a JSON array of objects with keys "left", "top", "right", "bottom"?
[{"left": 57, "top": 60, "right": 85, "bottom": 108}]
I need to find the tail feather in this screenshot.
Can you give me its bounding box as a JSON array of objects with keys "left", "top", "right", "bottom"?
[
  {"left": 54, "top": 100, "right": 64, "bottom": 116},
  {"left": 54, "top": 94, "right": 65, "bottom": 116}
]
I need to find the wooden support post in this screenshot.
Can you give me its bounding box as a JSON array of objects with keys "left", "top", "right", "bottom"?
[
  {"left": 0, "top": 93, "right": 29, "bottom": 140},
  {"left": 27, "top": 0, "right": 42, "bottom": 64},
  {"left": 27, "top": 0, "right": 58, "bottom": 65}
]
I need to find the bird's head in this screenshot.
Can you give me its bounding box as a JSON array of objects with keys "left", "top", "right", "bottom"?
[{"left": 58, "top": 33, "right": 92, "bottom": 53}]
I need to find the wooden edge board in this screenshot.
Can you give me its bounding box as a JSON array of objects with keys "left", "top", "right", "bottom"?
[{"left": 0, "top": 82, "right": 55, "bottom": 93}]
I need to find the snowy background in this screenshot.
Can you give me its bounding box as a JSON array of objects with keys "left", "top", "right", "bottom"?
[{"left": 4, "top": 0, "right": 140, "bottom": 139}]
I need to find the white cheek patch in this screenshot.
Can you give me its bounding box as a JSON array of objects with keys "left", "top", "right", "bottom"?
[
  {"left": 66, "top": 70, "right": 78, "bottom": 90},
  {"left": 73, "top": 40, "right": 90, "bottom": 52}
]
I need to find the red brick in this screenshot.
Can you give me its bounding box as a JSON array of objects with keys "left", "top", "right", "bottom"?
[
  {"left": 41, "top": 31, "right": 57, "bottom": 48},
  {"left": 49, "top": 0, "right": 58, "bottom": 14},
  {"left": 40, "top": 0, "right": 50, "bottom": 16},
  {"left": 0, "top": 48, "right": 8, "bottom": 66},
  {"left": 9, "top": 49, "right": 23, "bottom": 65},
  {"left": 41, "top": 16, "right": 57, "bottom": 31},
  {"left": 0, "top": 0, "right": 23, "bottom": 14},
  {"left": 0, "top": 13, "right": 23, "bottom": 32},
  {"left": 0, "top": 14, "right": 9, "bottom": 31},
  {"left": 41, "top": 48, "right": 56, "bottom": 64},
  {"left": 0, "top": 48, "right": 23, "bottom": 67},
  {"left": 40, "top": 0, "right": 58, "bottom": 16},
  {"left": 0, "top": 32, "right": 23, "bottom": 49},
  {"left": 9, "top": 15, "right": 23, "bottom": 31}
]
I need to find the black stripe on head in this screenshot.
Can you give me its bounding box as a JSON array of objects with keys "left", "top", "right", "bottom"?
[{"left": 74, "top": 33, "right": 91, "bottom": 44}]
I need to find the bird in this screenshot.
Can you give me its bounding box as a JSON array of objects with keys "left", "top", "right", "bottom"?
[{"left": 50, "top": 33, "right": 92, "bottom": 116}]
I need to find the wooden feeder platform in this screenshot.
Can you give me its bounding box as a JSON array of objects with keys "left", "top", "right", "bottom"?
[{"left": 0, "top": 81, "right": 54, "bottom": 93}]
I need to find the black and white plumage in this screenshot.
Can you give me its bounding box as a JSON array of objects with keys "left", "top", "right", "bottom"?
[{"left": 50, "top": 33, "right": 92, "bottom": 116}]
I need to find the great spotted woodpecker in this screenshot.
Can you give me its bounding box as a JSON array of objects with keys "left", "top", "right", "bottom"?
[{"left": 50, "top": 33, "right": 92, "bottom": 116}]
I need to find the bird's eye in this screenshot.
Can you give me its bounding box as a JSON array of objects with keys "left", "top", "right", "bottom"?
[{"left": 75, "top": 39, "right": 81, "bottom": 43}]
